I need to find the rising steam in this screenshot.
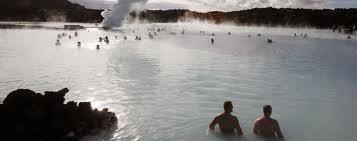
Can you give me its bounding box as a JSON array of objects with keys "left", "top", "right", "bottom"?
[
  {"left": 102, "top": 0, "right": 148, "bottom": 27},
  {"left": 101, "top": 0, "right": 327, "bottom": 27},
  {"left": 145, "top": 0, "right": 326, "bottom": 11}
]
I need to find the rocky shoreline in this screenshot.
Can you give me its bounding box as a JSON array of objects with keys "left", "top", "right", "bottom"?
[{"left": 0, "top": 88, "right": 117, "bottom": 141}]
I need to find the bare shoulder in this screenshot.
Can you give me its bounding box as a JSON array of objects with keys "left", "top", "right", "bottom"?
[
  {"left": 214, "top": 113, "right": 225, "bottom": 120},
  {"left": 255, "top": 116, "right": 263, "bottom": 123},
  {"left": 272, "top": 118, "right": 279, "bottom": 124},
  {"left": 232, "top": 115, "right": 239, "bottom": 120}
]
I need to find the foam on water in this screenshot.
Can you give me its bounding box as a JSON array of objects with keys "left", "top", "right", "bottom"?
[{"left": 0, "top": 22, "right": 357, "bottom": 141}]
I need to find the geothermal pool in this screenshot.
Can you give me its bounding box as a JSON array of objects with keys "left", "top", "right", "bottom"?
[{"left": 0, "top": 23, "right": 357, "bottom": 141}]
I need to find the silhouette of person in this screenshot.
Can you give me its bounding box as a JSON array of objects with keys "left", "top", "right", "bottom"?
[
  {"left": 253, "top": 105, "right": 283, "bottom": 139},
  {"left": 209, "top": 101, "right": 243, "bottom": 135}
]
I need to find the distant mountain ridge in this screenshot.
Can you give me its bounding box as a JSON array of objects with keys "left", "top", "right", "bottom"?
[
  {"left": 0, "top": 0, "right": 103, "bottom": 22},
  {"left": 130, "top": 8, "right": 357, "bottom": 28}
]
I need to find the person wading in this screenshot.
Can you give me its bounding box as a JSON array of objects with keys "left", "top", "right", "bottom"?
[
  {"left": 253, "top": 105, "right": 284, "bottom": 139},
  {"left": 209, "top": 101, "right": 243, "bottom": 135}
]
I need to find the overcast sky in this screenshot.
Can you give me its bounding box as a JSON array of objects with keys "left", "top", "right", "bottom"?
[{"left": 69, "top": 0, "right": 357, "bottom": 10}]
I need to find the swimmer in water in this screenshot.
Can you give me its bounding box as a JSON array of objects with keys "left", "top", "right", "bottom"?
[
  {"left": 209, "top": 101, "right": 243, "bottom": 135},
  {"left": 347, "top": 34, "right": 351, "bottom": 39},
  {"left": 253, "top": 105, "right": 283, "bottom": 139},
  {"left": 55, "top": 40, "right": 61, "bottom": 46}
]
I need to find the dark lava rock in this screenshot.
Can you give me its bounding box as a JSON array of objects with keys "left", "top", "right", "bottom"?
[
  {"left": 0, "top": 0, "right": 103, "bottom": 23},
  {"left": 0, "top": 88, "right": 117, "bottom": 141}
]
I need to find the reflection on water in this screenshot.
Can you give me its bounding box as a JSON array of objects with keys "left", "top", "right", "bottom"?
[{"left": 0, "top": 23, "right": 357, "bottom": 141}]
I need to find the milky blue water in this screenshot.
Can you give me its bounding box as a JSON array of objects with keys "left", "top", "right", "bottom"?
[{"left": 0, "top": 23, "right": 357, "bottom": 141}]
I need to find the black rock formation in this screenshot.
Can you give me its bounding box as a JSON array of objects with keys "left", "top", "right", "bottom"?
[
  {"left": 129, "top": 8, "right": 357, "bottom": 28},
  {"left": 0, "top": 88, "right": 117, "bottom": 141},
  {"left": 0, "top": 0, "right": 103, "bottom": 22}
]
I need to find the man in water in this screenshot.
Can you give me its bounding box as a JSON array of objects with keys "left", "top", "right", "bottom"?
[
  {"left": 253, "top": 105, "right": 284, "bottom": 139},
  {"left": 209, "top": 101, "right": 244, "bottom": 135}
]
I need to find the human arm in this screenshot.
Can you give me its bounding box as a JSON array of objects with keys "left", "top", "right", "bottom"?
[
  {"left": 253, "top": 120, "right": 259, "bottom": 135},
  {"left": 234, "top": 117, "right": 243, "bottom": 135},
  {"left": 209, "top": 117, "right": 218, "bottom": 130},
  {"left": 275, "top": 120, "right": 284, "bottom": 139}
]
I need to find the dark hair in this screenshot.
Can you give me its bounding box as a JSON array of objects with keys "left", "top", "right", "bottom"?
[
  {"left": 224, "top": 101, "right": 232, "bottom": 111},
  {"left": 263, "top": 105, "right": 272, "bottom": 115}
]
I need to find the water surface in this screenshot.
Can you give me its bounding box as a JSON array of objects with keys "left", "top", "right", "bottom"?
[{"left": 0, "top": 23, "right": 357, "bottom": 141}]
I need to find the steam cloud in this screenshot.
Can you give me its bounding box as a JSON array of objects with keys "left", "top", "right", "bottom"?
[
  {"left": 145, "top": 0, "right": 327, "bottom": 11},
  {"left": 101, "top": 0, "right": 327, "bottom": 27},
  {"left": 102, "top": 0, "right": 148, "bottom": 27}
]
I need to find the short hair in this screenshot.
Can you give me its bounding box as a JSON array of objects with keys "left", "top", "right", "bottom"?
[
  {"left": 224, "top": 101, "right": 232, "bottom": 111},
  {"left": 263, "top": 105, "right": 272, "bottom": 114}
]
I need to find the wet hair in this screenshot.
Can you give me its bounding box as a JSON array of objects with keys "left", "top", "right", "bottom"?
[
  {"left": 263, "top": 105, "right": 272, "bottom": 116},
  {"left": 223, "top": 101, "right": 233, "bottom": 111}
]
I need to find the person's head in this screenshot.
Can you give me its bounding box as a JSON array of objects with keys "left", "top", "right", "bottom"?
[
  {"left": 224, "top": 101, "right": 233, "bottom": 113},
  {"left": 263, "top": 105, "right": 272, "bottom": 117}
]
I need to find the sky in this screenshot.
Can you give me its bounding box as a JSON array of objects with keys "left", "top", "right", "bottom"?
[{"left": 69, "top": 0, "right": 357, "bottom": 10}]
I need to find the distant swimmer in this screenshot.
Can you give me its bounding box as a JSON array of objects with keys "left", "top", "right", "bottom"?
[
  {"left": 228, "top": 32, "right": 231, "bottom": 35},
  {"left": 149, "top": 33, "right": 154, "bottom": 39},
  {"left": 69, "top": 35, "right": 73, "bottom": 39},
  {"left": 209, "top": 101, "right": 243, "bottom": 135},
  {"left": 99, "top": 37, "right": 103, "bottom": 42},
  {"left": 96, "top": 45, "right": 100, "bottom": 50},
  {"left": 74, "top": 31, "right": 78, "bottom": 37},
  {"left": 105, "top": 36, "right": 109, "bottom": 44},
  {"left": 211, "top": 38, "right": 215, "bottom": 44},
  {"left": 55, "top": 40, "right": 61, "bottom": 46},
  {"left": 212, "top": 33, "right": 215, "bottom": 36},
  {"left": 124, "top": 36, "right": 127, "bottom": 40},
  {"left": 248, "top": 35, "right": 251, "bottom": 38},
  {"left": 77, "top": 42, "right": 81, "bottom": 47},
  {"left": 115, "top": 36, "right": 118, "bottom": 39},
  {"left": 135, "top": 36, "right": 141, "bottom": 40},
  {"left": 267, "top": 39, "right": 273, "bottom": 43},
  {"left": 303, "top": 34, "right": 308, "bottom": 38},
  {"left": 347, "top": 35, "right": 351, "bottom": 39},
  {"left": 253, "top": 105, "right": 283, "bottom": 139}
]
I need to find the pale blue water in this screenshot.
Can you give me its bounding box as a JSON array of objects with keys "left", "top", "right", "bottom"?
[{"left": 0, "top": 23, "right": 357, "bottom": 141}]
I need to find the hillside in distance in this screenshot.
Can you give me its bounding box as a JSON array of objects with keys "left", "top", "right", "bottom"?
[
  {"left": 0, "top": 0, "right": 103, "bottom": 22},
  {"left": 130, "top": 8, "right": 357, "bottom": 28}
]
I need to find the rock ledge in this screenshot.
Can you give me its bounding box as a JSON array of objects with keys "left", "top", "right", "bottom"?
[{"left": 0, "top": 88, "right": 117, "bottom": 141}]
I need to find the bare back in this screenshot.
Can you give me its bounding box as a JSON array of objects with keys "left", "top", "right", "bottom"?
[
  {"left": 253, "top": 116, "right": 283, "bottom": 139},
  {"left": 209, "top": 113, "right": 243, "bottom": 135}
]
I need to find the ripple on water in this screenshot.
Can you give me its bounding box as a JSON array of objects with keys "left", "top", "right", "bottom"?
[{"left": 1, "top": 24, "right": 357, "bottom": 141}]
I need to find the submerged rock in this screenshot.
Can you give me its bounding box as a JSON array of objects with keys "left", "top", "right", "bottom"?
[{"left": 0, "top": 88, "right": 117, "bottom": 141}]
